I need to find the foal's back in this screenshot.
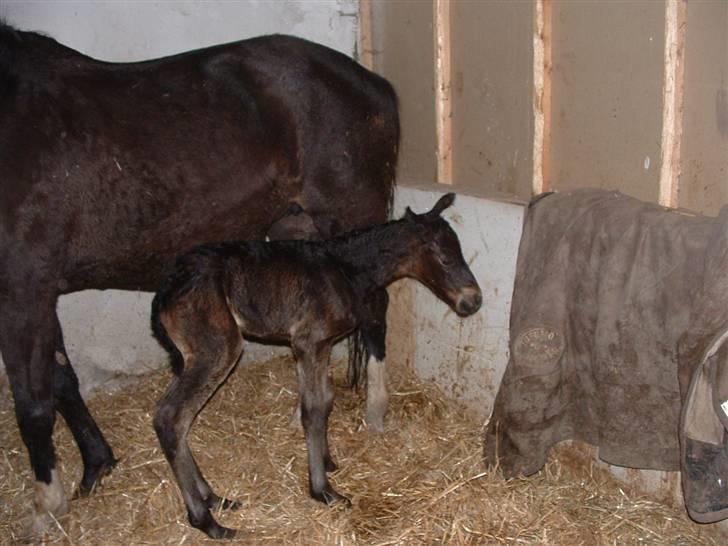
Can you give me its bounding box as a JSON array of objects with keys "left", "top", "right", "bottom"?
[{"left": 153, "top": 241, "right": 359, "bottom": 364}]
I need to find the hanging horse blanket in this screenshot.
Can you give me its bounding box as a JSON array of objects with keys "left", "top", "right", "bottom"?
[{"left": 484, "top": 188, "right": 728, "bottom": 523}]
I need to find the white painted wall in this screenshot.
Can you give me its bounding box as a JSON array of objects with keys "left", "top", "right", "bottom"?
[
  {"left": 391, "top": 186, "right": 524, "bottom": 419},
  {"left": 0, "top": 0, "right": 358, "bottom": 60}
]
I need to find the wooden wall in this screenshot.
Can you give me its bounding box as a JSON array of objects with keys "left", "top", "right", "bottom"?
[{"left": 365, "top": 0, "right": 727, "bottom": 216}]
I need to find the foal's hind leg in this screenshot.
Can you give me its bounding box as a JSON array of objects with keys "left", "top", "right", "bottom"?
[
  {"left": 293, "top": 338, "right": 348, "bottom": 505},
  {"left": 154, "top": 305, "right": 244, "bottom": 539},
  {"left": 52, "top": 316, "right": 116, "bottom": 497}
]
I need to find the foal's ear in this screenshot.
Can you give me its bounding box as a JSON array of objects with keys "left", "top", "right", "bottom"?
[
  {"left": 404, "top": 206, "right": 417, "bottom": 221},
  {"left": 425, "top": 193, "right": 456, "bottom": 220}
]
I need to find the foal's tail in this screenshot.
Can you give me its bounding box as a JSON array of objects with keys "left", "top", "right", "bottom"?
[
  {"left": 151, "top": 248, "right": 218, "bottom": 376},
  {"left": 151, "top": 292, "right": 185, "bottom": 376}
]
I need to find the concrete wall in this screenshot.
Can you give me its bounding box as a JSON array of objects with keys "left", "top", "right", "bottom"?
[
  {"left": 0, "top": 0, "right": 359, "bottom": 397},
  {"left": 0, "top": 0, "right": 358, "bottom": 60},
  {"left": 388, "top": 186, "right": 523, "bottom": 419}
]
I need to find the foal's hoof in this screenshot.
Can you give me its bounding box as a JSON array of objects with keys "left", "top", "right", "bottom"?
[
  {"left": 205, "top": 523, "right": 238, "bottom": 540},
  {"left": 207, "top": 493, "right": 243, "bottom": 511},
  {"left": 312, "top": 487, "right": 351, "bottom": 507},
  {"left": 192, "top": 511, "right": 238, "bottom": 540}
]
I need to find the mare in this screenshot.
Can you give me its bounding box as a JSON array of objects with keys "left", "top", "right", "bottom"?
[
  {"left": 0, "top": 23, "right": 399, "bottom": 536},
  {"left": 151, "top": 193, "right": 482, "bottom": 538}
]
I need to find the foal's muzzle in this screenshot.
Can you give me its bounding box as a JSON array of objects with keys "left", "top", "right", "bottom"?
[{"left": 455, "top": 286, "right": 482, "bottom": 316}]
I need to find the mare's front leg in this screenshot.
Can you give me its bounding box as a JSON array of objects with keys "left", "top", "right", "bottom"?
[
  {"left": 52, "top": 316, "right": 116, "bottom": 497},
  {"left": 362, "top": 289, "right": 389, "bottom": 432},
  {"left": 0, "top": 286, "right": 69, "bottom": 538},
  {"left": 293, "top": 338, "right": 349, "bottom": 505}
]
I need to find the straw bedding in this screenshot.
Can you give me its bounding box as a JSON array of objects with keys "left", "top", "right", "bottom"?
[{"left": 0, "top": 355, "right": 723, "bottom": 545}]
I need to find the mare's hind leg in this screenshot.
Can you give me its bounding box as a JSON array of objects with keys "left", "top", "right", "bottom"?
[
  {"left": 52, "top": 317, "right": 116, "bottom": 497},
  {"left": 362, "top": 289, "right": 389, "bottom": 432},
  {"left": 0, "top": 288, "right": 69, "bottom": 538},
  {"left": 293, "top": 337, "right": 348, "bottom": 505},
  {"left": 154, "top": 298, "right": 244, "bottom": 539}
]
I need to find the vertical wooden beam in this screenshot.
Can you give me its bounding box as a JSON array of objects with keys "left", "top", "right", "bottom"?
[
  {"left": 659, "top": 0, "right": 687, "bottom": 208},
  {"left": 533, "top": 0, "right": 552, "bottom": 196},
  {"left": 359, "top": 0, "right": 374, "bottom": 70},
  {"left": 435, "top": 0, "right": 453, "bottom": 185}
]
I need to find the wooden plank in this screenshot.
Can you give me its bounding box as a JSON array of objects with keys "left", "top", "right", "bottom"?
[
  {"left": 533, "top": 0, "right": 552, "bottom": 195},
  {"left": 434, "top": 0, "right": 453, "bottom": 185},
  {"left": 659, "top": 0, "right": 687, "bottom": 208},
  {"left": 358, "top": 0, "right": 374, "bottom": 70}
]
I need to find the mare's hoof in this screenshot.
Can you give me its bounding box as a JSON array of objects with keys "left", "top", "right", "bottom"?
[
  {"left": 366, "top": 413, "right": 386, "bottom": 433},
  {"left": 17, "top": 507, "right": 68, "bottom": 543},
  {"left": 74, "top": 458, "right": 118, "bottom": 498}
]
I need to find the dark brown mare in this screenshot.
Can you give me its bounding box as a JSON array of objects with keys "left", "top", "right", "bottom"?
[
  {"left": 0, "top": 23, "right": 398, "bottom": 536},
  {"left": 151, "top": 193, "right": 482, "bottom": 538}
]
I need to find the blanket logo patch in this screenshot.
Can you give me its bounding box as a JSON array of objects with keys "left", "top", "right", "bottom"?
[{"left": 513, "top": 327, "right": 565, "bottom": 370}]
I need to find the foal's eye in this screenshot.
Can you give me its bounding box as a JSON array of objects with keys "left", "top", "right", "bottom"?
[{"left": 438, "top": 255, "right": 454, "bottom": 267}]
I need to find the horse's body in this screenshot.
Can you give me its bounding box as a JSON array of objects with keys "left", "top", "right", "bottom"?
[
  {"left": 152, "top": 193, "right": 482, "bottom": 538},
  {"left": 0, "top": 23, "right": 398, "bottom": 536}
]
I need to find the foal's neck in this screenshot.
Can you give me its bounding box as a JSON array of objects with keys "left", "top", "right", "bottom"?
[{"left": 325, "top": 220, "right": 419, "bottom": 288}]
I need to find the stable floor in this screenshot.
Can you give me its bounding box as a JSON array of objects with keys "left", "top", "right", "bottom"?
[{"left": 0, "top": 356, "right": 722, "bottom": 545}]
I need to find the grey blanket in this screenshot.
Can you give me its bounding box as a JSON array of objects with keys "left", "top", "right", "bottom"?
[{"left": 484, "top": 189, "right": 728, "bottom": 522}]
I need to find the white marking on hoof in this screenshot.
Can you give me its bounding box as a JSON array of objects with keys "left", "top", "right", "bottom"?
[
  {"left": 20, "top": 468, "right": 68, "bottom": 540},
  {"left": 34, "top": 468, "right": 69, "bottom": 516},
  {"left": 366, "top": 358, "right": 388, "bottom": 433}
]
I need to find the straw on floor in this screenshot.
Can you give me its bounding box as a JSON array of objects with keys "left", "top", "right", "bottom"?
[{"left": 0, "top": 354, "right": 723, "bottom": 545}]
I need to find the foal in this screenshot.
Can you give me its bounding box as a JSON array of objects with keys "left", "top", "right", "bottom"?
[{"left": 151, "top": 193, "right": 482, "bottom": 538}]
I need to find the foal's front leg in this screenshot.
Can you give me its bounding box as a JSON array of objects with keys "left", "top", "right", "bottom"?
[{"left": 293, "top": 339, "right": 349, "bottom": 505}]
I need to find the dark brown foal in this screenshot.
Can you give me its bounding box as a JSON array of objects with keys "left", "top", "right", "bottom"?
[{"left": 151, "top": 193, "right": 481, "bottom": 538}]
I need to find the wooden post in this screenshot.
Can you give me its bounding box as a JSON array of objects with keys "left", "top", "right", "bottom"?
[
  {"left": 359, "top": 0, "right": 374, "bottom": 70},
  {"left": 533, "top": 0, "right": 552, "bottom": 196},
  {"left": 435, "top": 0, "right": 453, "bottom": 185},
  {"left": 659, "top": 0, "right": 687, "bottom": 208}
]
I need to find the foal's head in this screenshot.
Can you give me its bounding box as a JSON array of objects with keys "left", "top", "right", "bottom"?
[{"left": 402, "top": 193, "right": 482, "bottom": 317}]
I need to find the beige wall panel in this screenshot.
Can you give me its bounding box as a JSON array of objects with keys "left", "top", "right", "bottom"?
[
  {"left": 678, "top": 1, "right": 728, "bottom": 215},
  {"left": 550, "top": 1, "right": 664, "bottom": 202},
  {"left": 371, "top": 0, "right": 437, "bottom": 184},
  {"left": 451, "top": 0, "right": 533, "bottom": 198}
]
